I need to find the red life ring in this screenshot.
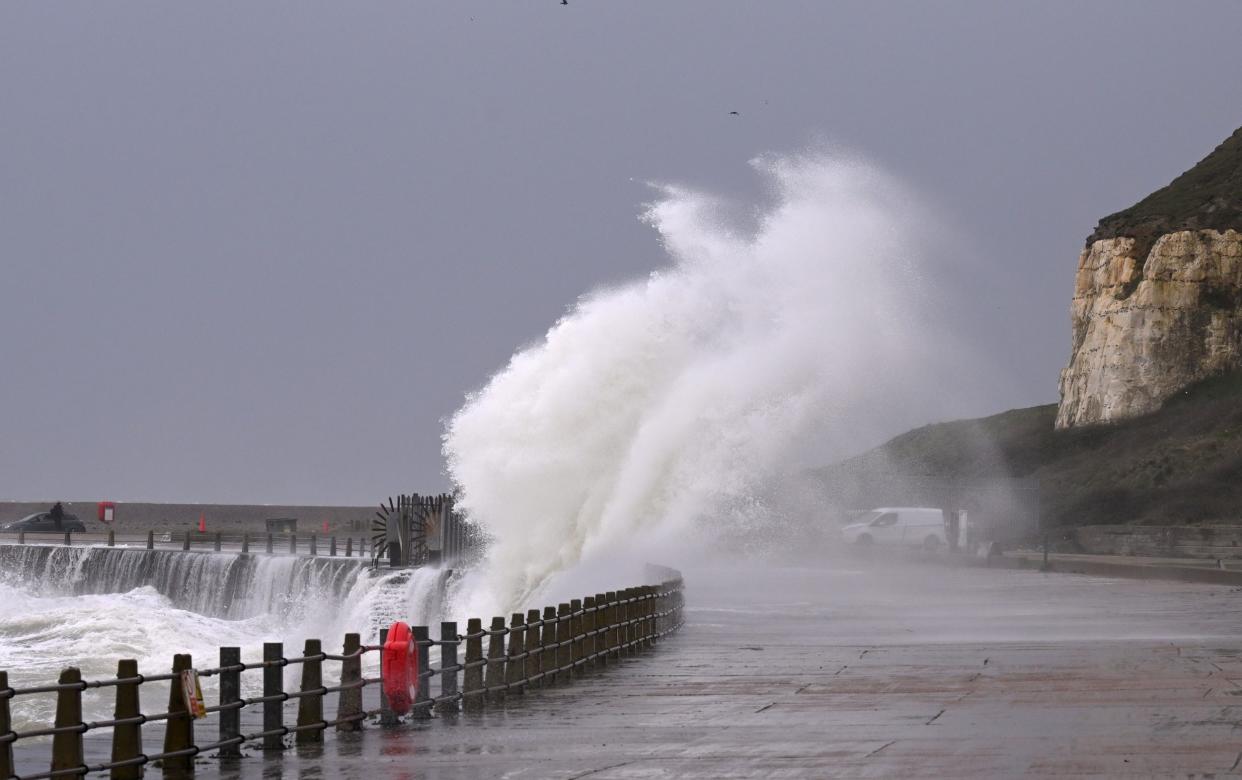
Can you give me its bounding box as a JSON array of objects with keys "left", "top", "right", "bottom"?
[{"left": 382, "top": 621, "right": 419, "bottom": 714}]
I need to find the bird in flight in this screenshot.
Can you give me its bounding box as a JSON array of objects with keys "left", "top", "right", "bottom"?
[{"left": 729, "top": 111, "right": 740, "bottom": 116}]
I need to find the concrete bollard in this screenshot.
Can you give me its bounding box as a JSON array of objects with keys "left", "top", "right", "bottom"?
[
  {"left": 506, "top": 613, "right": 526, "bottom": 695},
  {"left": 485, "top": 617, "right": 507, "bottom": 703},
  {"left": 525, "top": 609, "right": 543, "bottom": 689},
  {"left": 218, "top": 648, "right": 241, "bottom": 759},
  {"left": 111, "top": 659, "right": 143, "bottom": 779},
  {"left": 463, "top": 618, "right": 484, "bottom": 712},
  {"left": 555, "top": 603, "right": 572, "bottom": 684},
  {"left": 0, "top": 672, "right": 12, "bottom": 780},
  {"left": 336, "top": 633, "right": 363, "bottom": 731},
  {"left": 296, "top": 639, "right": 324, "bottom": 744},
  {"left": 436, "top": 622, "right": 459, "bottom": 714},
  {"left": 262, "top": 643, "right": 284, "bottom": 751},
  {"left": 162, "top": 654, "right": 194, "bottom": 777},
  {"left": 51, "top": 667, "right": 84, "bottom": 776}
]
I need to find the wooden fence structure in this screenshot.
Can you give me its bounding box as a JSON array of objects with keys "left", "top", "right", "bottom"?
[{"left": 0, "top": 570, "right": 685, "bottom": 778}]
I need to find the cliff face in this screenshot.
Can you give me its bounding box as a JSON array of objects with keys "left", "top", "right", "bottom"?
[{"left": 1056, "top": 128, "right": 1242, "bottom": 429}]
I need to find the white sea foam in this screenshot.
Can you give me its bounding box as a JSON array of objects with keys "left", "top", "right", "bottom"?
[{"left": 445, "top": 152, "right": 978, "bottom": 616}]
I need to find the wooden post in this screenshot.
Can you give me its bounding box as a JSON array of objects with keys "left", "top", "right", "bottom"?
[
  {"left": 0, "top": 671, "right": 14, "bottom": 780},
  {"left": 337, "top": 633, "right": 363, "bottom": 731},
  {"left": 436, "top": 622, "right": 459, "bottom": 714},
  {"left": 289, "top": 534, "right": 297, "bottom": 555},
  {"left": 329, "top": 537, "right": 337, "bottom": 557},
  {"left": 107, "top": 529, "right": 115, "bottom": 547},
  {"left": 378, "top": 627, "right": 397, "bottom": 726},
  {"left": 266, "top": 533, "right": 274, "bottom": 554},
  {"left": 525, "top": 609, "right": 543, "bottom": 689},
  {"left": 555, "top": 603, "right": 572, "bottom": 684},
  {"left": 51, "top": 667, "right": 84, "bottom": 775},
  {"left": 583, "top": 596, "right": 597, "bottom": 668},
  {"left": 241, "top": 532, "right": 249, "bottom": 554},
  {"left": 463, "top": 618, "right": 484, "bottom": 712},
  {"left": 182, "top": 532, "right": 190, "bottom": 551},
  {"left": 309, "top": 534, "right": 318, "bottom": 557},
  {"left": 541, "top": 606, "right": 557, "bottom": 687},
  {"left": 17, "top": 530, "right": 23, "bottom": 545},
  {"left": 262, "top": 643, "right": 284, "bottom": 751},
  {"left": 605, "top": 591, "right": 619, "bottom": 660},
  {"left": 624, "top": 588, "right": 637, "bottom": 655},
  {"left": 485, "top": 617, "right": 506, "bottom": 703},
  {"left": 296, "top": 639, "right": 324, "bottom": 744},
  {"left": 593, "top": 594, "right": 608, "bottom": 666},
  {"left": 162, "top": 654, "right": 194, "bottom": 777},
  {"left": 506, "top": 613, "right": 526, "bottom": 695},
  {"left": 218, "top": 648, "right": 241, "bottom": 759},
  {"left": 345, "top": 537, "right": 353, "bottom": 557},
  {"left": 214, "top": 532, "right": 222, "bottom": 552},
  {"left": 64, "top": 529, "right": 72, "bottom": 546},
  {"left": 145, "top": 530, "right": 153, "bottom": 550},
  {"left": 569, "top": 599, "right": 583, "bottom": 678},
  {"left": 411, "top": 626, "right": 432, "bottom": 720}
]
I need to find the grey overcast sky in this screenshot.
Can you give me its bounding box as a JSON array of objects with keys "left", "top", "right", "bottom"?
[{"left": 2, "top": 2, "right": 1240, "bottom": 505}]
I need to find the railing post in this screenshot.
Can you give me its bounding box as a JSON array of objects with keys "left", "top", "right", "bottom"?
[
  {"left": 0, "top": 671, "right": 14, "bottom": 780},
  {"left": 506, "top": 613, "right": 526, "bottom": 695},
  {"left": 263, "top": 642, "right": 284, "bottom": 751},
  {"left": 214, "top": 532, "right": 222, "bottom": 553},
  {"left": 345, "top": 537, "right": 353, "bottom": 557},
  {"left": 296, "top": 638, "right": 324, "bottom": 744},
  {"left": 463, "top": 618, "right": 484, "bottom": 712},
  {"left": 108, "top": 529, "right": 115, "bottom": 547},
  {"left": 411, "top": 626, "right": 432, "bottom": 720},
  {"left": 485, "top": 617, "right": 506, "bottom": 703},
  {"left": 594, "top": 594, "right": 608, "bottom": 666},
  {"left": 569, "top": 599, "right": 583, "bottom": 678},
  {"left": 330, "top": 536, "right": 337, "bottom": 557},
  {"left": 309, "top": 534, "right": 318, "bottom": 557},
  {"left": 541, "top": 606, "right": 557, "bottom": 687},
  {"left": 289, "top": 534, "right": 297, "bottom": 555},
  {"left": 64, "top": 529, "right": 72, "bottom": 546},
  {"left": 619, "top": 589, "right": 632, "bottom": 655},
  {"left": 436, "top": 622, "right": 459, "bottom": 714},
  {"left": 605, "top": 591, "right": 619, "bottom": 660},
  {"left": 266, "top": 533, "right": 274, "bottom": 554},
  {"left": 377, "top": 627, "right": 396, "bottom": 726},
  {"left": 17, "top": 530, "right": 23, "bottom": 545},
  {"left": 217, "top": 648, "right": 241, "bottom": 760},
  {"left": 182, "top": 532, "right": 190, "bottom": 551},
  {"left": 163, "top": 653, "right": 194, "bottom": 777},
  {"left": 555, "top": 603, "right": 572, "bottom": 684},
  {"left": 583, "top": 596, "right": 597, "bottom": 668},
  {"left": 146, "top": 530, "right": 153, "bottom": 550},
  {"left": 525, "top": 609, "right": 542, "bottom": 689},
  {"left": 241, "top": 532, "right": 249, "bottom": 554},
  {"left": 51, "top": 667, "right": 84, "bottom": 776},
  {"left": 337, "top": 633, "right": 363, "bottom": 731}
]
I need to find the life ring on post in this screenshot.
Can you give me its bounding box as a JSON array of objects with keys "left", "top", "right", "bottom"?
[{"left": 382, "top": 621, "right": 419, "bottom": 714}]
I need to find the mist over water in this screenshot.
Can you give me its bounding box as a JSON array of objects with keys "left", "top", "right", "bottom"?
[{"left": 446, "top": 153, "right": 981, "bottom": 615}]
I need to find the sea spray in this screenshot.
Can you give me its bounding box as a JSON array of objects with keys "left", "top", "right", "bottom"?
[{"left": 446, "top": 152, "right": 976, "bottom": 615}]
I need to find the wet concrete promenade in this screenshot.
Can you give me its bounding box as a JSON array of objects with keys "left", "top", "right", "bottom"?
[{"left": 205, "top": 560, "right": 1242, "bottom": 778}]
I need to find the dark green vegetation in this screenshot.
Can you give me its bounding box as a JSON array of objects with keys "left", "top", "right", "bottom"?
[
  {"left": 816, "top": 372, "right": 1242, "bottom": 528},
  {"left": 1090, "top": 125, "right": 1242, "bottom": 256}
]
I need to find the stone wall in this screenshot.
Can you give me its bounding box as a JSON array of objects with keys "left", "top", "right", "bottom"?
[
  {"left": 1072, "top": 524, "right": 1242, "bottom": 559},
  {"left": 1056, "top": 229, "right": 1242, "bottom": 428}
]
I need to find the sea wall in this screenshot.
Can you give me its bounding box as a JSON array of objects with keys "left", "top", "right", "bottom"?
[{"left": 0, "top": 501, "right": 374, "bottom": 534}]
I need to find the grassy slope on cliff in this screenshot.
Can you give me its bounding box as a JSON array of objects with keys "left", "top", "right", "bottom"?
[
  {"left": 1089, "top": 125, "right": 1242, "bottom": 250},
  {"left": 819, "top": 372, "right": 1242, "bottom": 527}
]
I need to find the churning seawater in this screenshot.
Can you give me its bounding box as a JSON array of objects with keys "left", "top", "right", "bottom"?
[{"left": 0, "top": 544, "right": 447, "bottom": 729}]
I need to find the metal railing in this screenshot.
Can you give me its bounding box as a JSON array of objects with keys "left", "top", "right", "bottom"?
[
  {"left": 0, "top": 530, "right": 371, "bottom": 558},
  {"left": 0, "top": 570, "right": 685, "bottom": 778}
]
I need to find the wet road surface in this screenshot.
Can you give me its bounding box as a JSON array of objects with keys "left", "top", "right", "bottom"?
[{"left": 194, "top": 560, "right": 1242, "bottom": 778}]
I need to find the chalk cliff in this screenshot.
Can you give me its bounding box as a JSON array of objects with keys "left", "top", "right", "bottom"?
[{"left": 1056, "top": 128, "right": 1242, "bottom": 429}]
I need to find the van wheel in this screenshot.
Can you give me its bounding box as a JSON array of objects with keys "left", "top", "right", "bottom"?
[
  {"left": 855, "top": 534, "right": 874, "bottom": 546},
  {"left": 923, "top": 535, "right": 942, "bottom": 552}
]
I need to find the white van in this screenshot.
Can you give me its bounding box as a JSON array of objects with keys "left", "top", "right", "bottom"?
[{"left": 841, "top": 507, "right": 947, "bottom": 550}]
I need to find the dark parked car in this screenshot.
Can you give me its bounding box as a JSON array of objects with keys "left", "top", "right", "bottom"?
[{"left": 1, "top": 512, "right": 87, "bottom": 533}]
